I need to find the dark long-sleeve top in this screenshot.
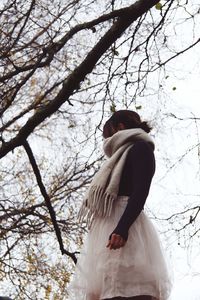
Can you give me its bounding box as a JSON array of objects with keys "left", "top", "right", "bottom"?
[{"left": 110, "top": 140, "right": 156, "bottom": 241}]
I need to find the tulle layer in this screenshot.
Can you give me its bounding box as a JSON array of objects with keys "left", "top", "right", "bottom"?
[{"left": 69, "top": 196, "right": 172, "bottom": 300}]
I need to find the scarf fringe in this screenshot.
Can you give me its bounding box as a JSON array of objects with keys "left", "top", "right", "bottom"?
[{"left": 78, "top": 186, "right": 116, "bottom": 227}]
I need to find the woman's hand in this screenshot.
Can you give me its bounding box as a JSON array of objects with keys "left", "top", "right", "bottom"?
[{"left": 106, "top": 233, "right": 126, "bottom": 250}]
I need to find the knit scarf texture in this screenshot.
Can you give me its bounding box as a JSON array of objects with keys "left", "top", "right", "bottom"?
[{"left": 78, "top": 128, "right": 154, "bottom": 226}]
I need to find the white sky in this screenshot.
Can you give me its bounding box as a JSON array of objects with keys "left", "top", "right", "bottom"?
[{"left": 156, "top": 50, "right": 200, "bottom": 299}]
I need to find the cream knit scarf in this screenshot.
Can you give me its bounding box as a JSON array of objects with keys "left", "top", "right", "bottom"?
[{"left": 78, "top": 128, "right": 154, "bottom": 226}]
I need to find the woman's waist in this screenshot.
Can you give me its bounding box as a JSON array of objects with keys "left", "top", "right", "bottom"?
[{"left": 116, "top": 195, "right": 145, "bottom": 212}]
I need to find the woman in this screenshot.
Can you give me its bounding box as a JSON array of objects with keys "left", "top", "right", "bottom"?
[{"left": 69, "top": 110, "right": 172, "bottom": 300}]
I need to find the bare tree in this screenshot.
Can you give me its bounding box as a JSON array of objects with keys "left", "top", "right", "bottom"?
[{"left": 0, "top": 0, "right": 200, "bottom": 298}]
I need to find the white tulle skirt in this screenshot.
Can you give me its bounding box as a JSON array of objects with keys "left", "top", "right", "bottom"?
[{"left": 69, "top": 196, "right": 172, "bottom": 300}]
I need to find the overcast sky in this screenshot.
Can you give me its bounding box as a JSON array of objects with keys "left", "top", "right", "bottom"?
[{"left": 154, "top": 46, "right": 200, "bottom": 300}]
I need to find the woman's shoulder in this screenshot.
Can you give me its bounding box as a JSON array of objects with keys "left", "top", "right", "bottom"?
[
  {"left": 126, "top": 141, "right": 156, "bottom": 174},
  {"left": 128, "top": 140, "right": 154, "bottom": 156},
  {"left": 126, "top": 140, "right": 155, "bottom": 167}
]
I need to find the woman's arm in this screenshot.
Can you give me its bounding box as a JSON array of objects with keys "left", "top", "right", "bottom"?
[{"left": 107, "top": 141, "right": 155, "bottom": 249}]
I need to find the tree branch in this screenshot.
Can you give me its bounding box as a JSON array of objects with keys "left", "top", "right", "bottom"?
[
  {"left": 153, "top": 37, "right": 200, "bottom": 71},
  {"left": 23, "top": 140, "right": 78, "bottom": 264},
  {"left": 0, "top": 0, "right": 156, "bottom": 83},
  {"left": 0, "top": 0, "right": 159, "bottom": 159}
]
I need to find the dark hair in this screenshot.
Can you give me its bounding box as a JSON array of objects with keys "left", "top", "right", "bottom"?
[{"left": 103, "top": 110, "right": 152, "bottom": 138}]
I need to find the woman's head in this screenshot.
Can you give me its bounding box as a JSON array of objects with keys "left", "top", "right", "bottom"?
[{"left": 103, "top": 110, "right": 152, "bottom": 138}]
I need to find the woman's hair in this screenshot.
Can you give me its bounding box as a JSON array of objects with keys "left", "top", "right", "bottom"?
[{"left": 103, "top": 110, "right": 152, "bottom": 138}]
